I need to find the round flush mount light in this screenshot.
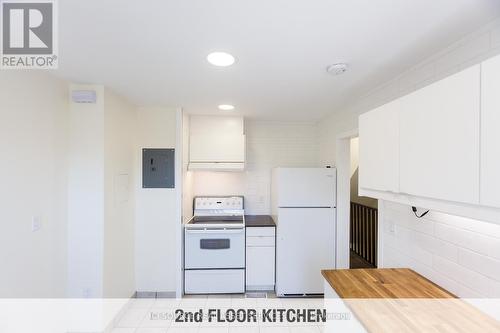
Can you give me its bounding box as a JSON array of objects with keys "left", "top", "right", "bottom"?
[
  {"left": 326, "top": 63, "right": 348, "bottom": 76},
  {"left": 218, "top": 104, "right": 235, "bottom": 111},
  {"left": 207, "top": 52, "right": 235, "bottom": 67}
]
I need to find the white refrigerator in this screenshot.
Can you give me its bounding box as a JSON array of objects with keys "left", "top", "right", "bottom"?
[{"left": 272, "top": 167, "right": 336, "bottom": 296}]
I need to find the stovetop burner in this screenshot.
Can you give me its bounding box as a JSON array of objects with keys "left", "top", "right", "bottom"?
[{"left": 192, "top": 216, "right": 244, "bottom": 224}]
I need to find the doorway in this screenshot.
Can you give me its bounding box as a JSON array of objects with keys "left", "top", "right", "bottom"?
[
  {"left": 335, "top": 131, "right": 378, "bottom": 270},
  {"left": 349, "top": 137, "right": 378, "bottom": 268}
]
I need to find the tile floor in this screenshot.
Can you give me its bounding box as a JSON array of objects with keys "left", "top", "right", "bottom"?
[{"left": 111, "top": 294, "right": 327, "bottom": 333}]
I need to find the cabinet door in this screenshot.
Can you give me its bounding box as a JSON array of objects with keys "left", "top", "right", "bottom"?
[
  {"left": 399, "top": 65, "right": 480, "bottom": 204},
  {"left": 189, "top": 134, "right": 245, "bottom": 162},
  {"left": 246, "top": 246, "right": 275, "bottom": 289},
  {"left": 480, "top": 55, "right": 500, "bottom": 208},
  {"left": 359, "top": 100, "right": 400, "bottom": 192}
]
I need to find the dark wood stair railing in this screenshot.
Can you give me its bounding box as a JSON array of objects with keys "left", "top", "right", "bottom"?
[{"left": 350, "top": 202, "right": 378, "bottom": 267}]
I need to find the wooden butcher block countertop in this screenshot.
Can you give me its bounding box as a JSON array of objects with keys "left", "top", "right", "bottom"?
[
  {"left": 321, "top": 268, "right": 500, "bottom": 332},
  {"left": 322, "top": 268, "right": 454, "bottom": 298}
]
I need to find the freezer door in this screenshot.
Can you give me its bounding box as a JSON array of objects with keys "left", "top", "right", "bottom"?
[
  {"left": 276, "top": 207, "right": 335, "bottom": 295},
  {"left": 274, "top": 168, "right": 336, "bottom": 207}
]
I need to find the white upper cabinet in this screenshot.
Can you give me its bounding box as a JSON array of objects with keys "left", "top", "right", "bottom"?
[
  {"left": 190, "top": 134, "right": 245, "bottom": 162},
  {"left": 399, "top": 65, "right": 480, "bottom": 204},
  {"left": 359, "top": 99, "right": 400, "bottom": 193},
  {"left": 480, "top": 55, "right": 500, "bottom": 208},
  {"left": 189, "top": 116, "right": 245, "bottom": 170}
]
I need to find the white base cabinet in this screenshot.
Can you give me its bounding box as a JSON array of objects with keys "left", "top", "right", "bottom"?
[
  {"left": 323, "top": 280, "right": 366, "bottom": 332},
  {"left": 246, "top": 227, "right": 275, "bottom": 291}
]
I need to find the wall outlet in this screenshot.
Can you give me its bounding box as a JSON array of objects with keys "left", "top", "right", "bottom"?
[
  {"left": 31, "top": 216, "right": 42, "bottom": 232},
  {"left": 388, "top": 221, "right": 396, "bottom": 234},
  {"left": 82, "top": 288, "right": 92, "bottom": 298}
]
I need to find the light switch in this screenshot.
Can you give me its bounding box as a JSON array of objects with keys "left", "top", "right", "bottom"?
[
  {"left": 32, "top": 216, "right": 42, "bottom": 232},
  {"left": 388, "top": 221, "right": 396, "bottom": 234}
]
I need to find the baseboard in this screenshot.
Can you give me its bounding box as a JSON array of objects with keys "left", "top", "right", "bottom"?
[
  {"left": 157, "top": 291, "right": 176, "bottom": 298},
  {"left": 135, "top": 291, "right": 156, "bottom": 298},
  {"left": 246, "top": 285, "right": 275, "bottom": 292},
  {"left": 135, "top": 291, "right": 176, "bottom": 298}
]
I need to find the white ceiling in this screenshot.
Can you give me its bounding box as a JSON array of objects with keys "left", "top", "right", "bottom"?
[{"left": 56, "top": 0, "right": 500, "bottom": 121}]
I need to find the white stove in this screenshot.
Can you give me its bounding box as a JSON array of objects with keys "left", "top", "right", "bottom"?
[
  {"left": 185, "top": 196, "right": 245, "bottom": 229},
  {"left": 184, "top": 196, "right": 246, "bottom": 294}
]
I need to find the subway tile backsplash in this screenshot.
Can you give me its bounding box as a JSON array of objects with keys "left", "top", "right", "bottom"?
[{"left": 382, "top": 200, "right": 500, "bottom": 298}]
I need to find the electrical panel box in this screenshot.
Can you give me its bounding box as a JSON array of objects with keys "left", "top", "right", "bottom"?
[{"left": 142, "top": 148, "right": 175, "bottom": 188}]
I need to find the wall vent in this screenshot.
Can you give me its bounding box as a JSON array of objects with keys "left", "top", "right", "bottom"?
[{"left": 71, "top": 90, "right": 97, "bottom": 103}]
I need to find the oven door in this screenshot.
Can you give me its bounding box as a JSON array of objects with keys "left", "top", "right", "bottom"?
[{"left": 184, "top": 228, "right": 245, "bottom": 269}]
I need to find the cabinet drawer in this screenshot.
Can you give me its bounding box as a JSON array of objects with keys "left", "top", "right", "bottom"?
[
  {"left": 185, "top": 269, "right": 244, "bottom": 294},
  {"left": 246, "top": 227, "right": 275, "bottom": 237},
  {"left": 246, "top": 236, "right": 275, "bottom": 247}
]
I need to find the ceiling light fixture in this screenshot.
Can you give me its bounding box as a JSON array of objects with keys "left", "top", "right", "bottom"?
[
  {"left": 326, "top": 63, "right": 348, "bottom": 76},
  {"left": 207, "top": 52, "right": 235, "bottom": 67},
  {"left": 218, "top": 104, "right": 235, "bottom": 111}
]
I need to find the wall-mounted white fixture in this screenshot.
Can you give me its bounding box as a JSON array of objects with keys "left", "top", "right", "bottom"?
[
  {"left": 188, "top": 115, "right": 245, "bottom": 171},
  {"left": 218, "top": 104, "right": 235, "bottom": 111},
  {"left": 71, "top": 90, "right": 97, "bottom": 103},
  {"left": 31, "top": 216, "right": 42, "bottom": 232},
  {"left": 207, "top": 52, "right": 235, "bottom": 67},
  {"left": 326, "top": 63, "right": 348, "bottom": 76}
]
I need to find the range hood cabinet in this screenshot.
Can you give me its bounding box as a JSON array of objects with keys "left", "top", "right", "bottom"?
[{"left": 188, "top": 116, "right": 245, "bottom": 171}]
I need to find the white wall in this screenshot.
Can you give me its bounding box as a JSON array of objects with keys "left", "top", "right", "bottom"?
[
  {"left": 135, "top": 107, "right": 178, "bottom": 294},
  {"left": 103, "top": 89, "right": 137, "bottom": 298},
  {"left": 191, "top": 121, "right": 319, "bottom": 214},
  {"left": 67, "top": 85, "right": 105, "bottom": 298},
  {"left": 182, "top": 113, "right": 194, "bottom": 223},
  {"left": 381, "top": 200, "right": 500, "bottom": 298},
  {"left": 67, "top": 85, "right": 137, "bottom": 298},
  {"left": 349, "top": 137, "right": 359, "bottom": 177},
  {"left": 318, "top": 18, "right": 500, "bottom": 166},
  {"left": 0, "top": 72, "right": 68, "bottom": 297},
  {"left": 1, "top": 74, "right": 174, "bottom": 298}
]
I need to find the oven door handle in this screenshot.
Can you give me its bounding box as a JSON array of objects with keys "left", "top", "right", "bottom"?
[{"left": 185, "top": 229, "right": 243, "bottom": 234}]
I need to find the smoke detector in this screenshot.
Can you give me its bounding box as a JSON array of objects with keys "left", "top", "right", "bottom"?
[{"left": 326, "top": 63, "right": 348, "bottom": 76}]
